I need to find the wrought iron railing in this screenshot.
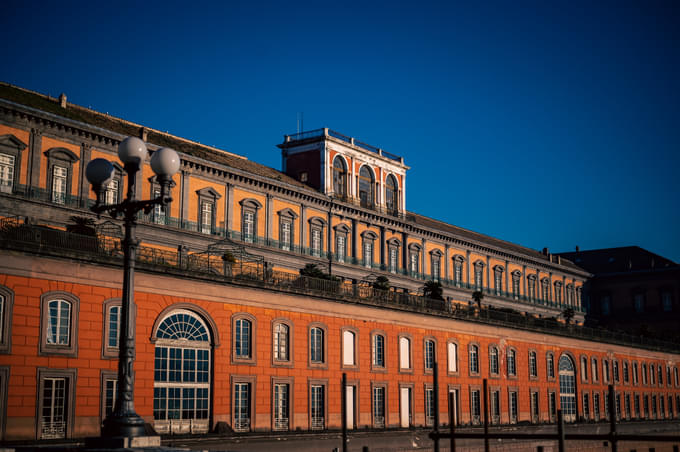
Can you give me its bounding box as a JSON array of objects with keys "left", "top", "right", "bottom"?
[
  {"left": 1, "top": 218, "right": 677, "bottom": 353},
  {"left": 273, "top": 417, "right": 288, "bottom": 431},
  {"left": 310, "top": 416, "right": 324, "bottom": 430},
  {"left": 233, "top": 418, "right": 250, "bottom": 432}
]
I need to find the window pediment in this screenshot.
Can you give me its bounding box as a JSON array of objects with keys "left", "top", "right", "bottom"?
[
  {"left": 0, "top": 134, "right": 27, "bottom": 152},
  {"left": 239, "top": 197, "right": 261, "bottom": 209},
  {"left": 308, "top": 216, "right": 327, "bottom": 227},
  {"left": 277, "top": 208, "right": 298, "bottom": 219},
  {"left": 196, "top": 187, "right": 222, "bottom": 199},
  {"left": 386, "top": 237, "right": 401, "bottom": 247},
  {"left": 44, "top": 147, "right": 79, "bottom": 162},
  {"left": 333, "top": 223, "right": 350, "bottom": 233},
  {"left": 408, "top": 243, "right": 422, "bottom": 252},
  {"left": 430, "top": 249, "right": 443, "bottom": 257},
  {"left": 361, "top": 230, "right": 378, "bottom": 240}
]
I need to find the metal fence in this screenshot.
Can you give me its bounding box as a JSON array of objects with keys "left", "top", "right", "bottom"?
[{"left": 0, "top": 217, "right": 678, "bottom": 354}]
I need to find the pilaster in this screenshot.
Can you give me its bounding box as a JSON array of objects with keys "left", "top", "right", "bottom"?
[
  {"left": 79, "top": 143, "right": 92, "bottom": 203},
  {"left": 28, "top": 128, "right": 43, "bottom": 187}
]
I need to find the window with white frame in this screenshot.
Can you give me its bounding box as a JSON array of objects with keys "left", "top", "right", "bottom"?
[
  {"left": 425, "top": 387, "right": 435, "bottom": 426},
  {"left": 311, "top": 227, "right": 322, "bottom": 257},
  {"left": 273, "top": 322, "right": 290, "bottom": 362},
  {"left": 447, "top": 342, "right": 458, "bottom": 373},
  {"left": 40, "top": 292, "right": 79, "bottom": 356},
  {"left": 373, "top": 386, "right": 386, "bottom": 428},
  {"left": 38, "top": 369, "right": 76, "bottom": 439},
  {"left": 509, "top": 390, "right": 518, "bottom": 423},
  {"left": 527, "top": 275, "right": 537, "bottom": 301},
  {"left": 0, "top": 154, "right": 15, "bottom": 193},
  {"left": 240, "top": 198, "right": 261, "bottom": 243},
  {"left": 489, "top": 346, "right": 499, "bottom": 375},
  {"left": 102, "top": 300, "right": 121, "bottom": 357},
  {"left": 431, "top": 252, "right": 441, "bottom": 280},
  {"left": 399, "top": 336, "right": 411, "bottom": 370},
  {"left": 310, "top": 384, "right": 325, "bottom": 430},
  {"left": 52, "top": 165, "right": 68, "bottom": 204},
  {"left": 454, "top": 258, "right": 463, "bottom": 287},
  {"left": 547, "top": 352, "right": 555, "bottom": 379},
  {"left": 507, "top": 348, "right": 516, "bottom": 376},
  {"left": 233, "top": 315, "right": 255, "bottom": 362},
  {"left": 554, "top": 282, "right": 562, "bottom": 304},
  {"left": 424, "top": 339, "right": 435, "bottom": 371},
  {"left": 310, "top": 326, "right": 325, "bottom": 365},
  {"left": 200, "top": 201, "right": 214, "bottom": 234},
  {"left": 0, "top": 286, "right": 13, "bottom": 353},
  {"left": 363, "top": 237, "right": 373, "bottom": 268},
  {"left": 336, "top": 233, "right": 346, "bottom": 263},
  {"left": 234, "top": 381, "right": 251, "bottom": 432},
  {"left": 104, "top": 178, "right": 120, "bottom": 205},
  {"left": 342, "top": 329, "right": 356, "bottom": 367},
  {"left": 541, "top": 278, "right": 550, "bottom": 302},
  {"left": 474, "top": 262, "right": 484, "bottom": 290},
  {"left": 469, "top": 344, "right": 479, "bottom": 375},
  {"left": 273, "top": 382, "right": 289, "bottom": 431},
  {"left": 529, "top": 351, "right": 537, "bottom": 378},
  {"left": 470, "top": 389, "right": 481, "bottom": 424},
  {"left": 372, "top": 333, "right": 385, "bottom": 368},
  {"left": 409, "top": 247, "right": 420, "bottom": 275},
  {"left": 493, "top": 266, "right": 503, "bottom": 295},
  {"left": 389, "top": 246, "right": 398, "bottom": 273},
  {"left": 278, "top": 209, "right": 297, "bottom": 252}
]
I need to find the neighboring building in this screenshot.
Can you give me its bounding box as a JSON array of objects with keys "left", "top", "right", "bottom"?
[
  {"left": 557, "top": 247, "right": 680, "bottom": 339},
  {"left": 0, "top": 82, "right": 678, "bottom": 441}
]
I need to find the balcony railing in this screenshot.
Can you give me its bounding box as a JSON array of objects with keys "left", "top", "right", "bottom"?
[
  {"left": 233, "top": 418, "right": 250, "bottom": 432},
  {"left": 310, "top": 416, "right": 324, "bottom": 430},
  {"left": 284, "top": 129, "right": 403, "bottom": 162},
  {"left": 1, "top": 217, "right": 678, "bottom": 354}
]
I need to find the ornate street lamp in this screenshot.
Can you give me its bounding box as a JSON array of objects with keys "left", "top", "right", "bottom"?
[{"left": 86, "top": 137, "right": 180, "bottom": 438}]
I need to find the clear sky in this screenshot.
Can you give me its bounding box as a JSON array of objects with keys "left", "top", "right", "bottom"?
[{"left": 3, "top": 1, "right": 679, "bottom": 262}]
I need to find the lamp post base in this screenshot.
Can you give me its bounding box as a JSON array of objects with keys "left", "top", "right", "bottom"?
[
  {"left": 101, "top": 413, "right": 147, "bottom": 438},
  {"left": 86, "top": 435, "right": 161, "bottom": 448}
]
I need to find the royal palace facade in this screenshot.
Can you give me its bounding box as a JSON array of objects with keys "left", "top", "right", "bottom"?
[{"left": 0, "top": 82, "right": 678, "bottom": 441}]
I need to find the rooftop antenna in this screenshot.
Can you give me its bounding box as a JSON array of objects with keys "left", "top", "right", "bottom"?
[{"left": 297, "top": 112, "right": 304, "bottom": 135}]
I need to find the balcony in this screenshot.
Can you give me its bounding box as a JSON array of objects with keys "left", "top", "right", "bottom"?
[{"left": 1, "top": 217, "right": 678, "bottom": 354}]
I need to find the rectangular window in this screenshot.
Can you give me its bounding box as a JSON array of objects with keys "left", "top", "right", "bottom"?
[
  {"left": 372, "top": 334, "right": 385, "bottom": 368},
  {"left": 399, "top": 337, "right": 411, "bottom": 370},
  {"left": 549, "top": 391, "right": 557, "bottom": 421},
  {"left": 310, "top": 384, "right": 325, "bottom": 430},
  {"left": 389, "top": 247, "right": 398, "bottom": 273},
  {"left": 105, "top": 179, "right": 119, "bottom": 205},
  {"left": 454, "top": 262, "right": 463, "bottom": 287},
  {"left": 273, "top": 383, "right": 289, "bottom": 431},
  {"left": 652, "top": 395, "right": 657, "bottom": 418},
  {"left": 0, "top": 153, "right": 14, "bottom": 192},
  {"left": 363, "top": 240, "right": 373, "bottom": 268},
  {"left": 447, "top": 342, "right": 457, "bottom": 373},
  {"left": 52, "top": 165, "right": 67, "bottom": 204},
  {"left": 425, "top": 387, "right": 435, "bottom": 426},
  {"left": 281, "top": 221, "right": 291, "bottom": 251},
  {"left": 634, "top": 293, "right": 644, "bottom": 313},
  {"left": 634, "top": 394, "right": 640, "bottom": 418},
  {"left": 660, "top": 396, "right": 665, "bottom": 419},
  {"left": 512, "top": 276, "right": 520, "bottom": 299},
  {"left": 583, "top": 393, "right": 590, "bottom": 420},
  {"left": 662, "top": 292, "right": 673, "bottom": 312},
  {"left": 529, "top": 352, "right": 537, "bottom": 378},
  {"left": 625, "top": 394, "right": 631, "bottom": 420},
  {"left": 104, "top": 377, "right": 117, "bottom": 419},
  {"left": 547, "top": 354, "right": 554, "bottom": 379},
  {"left": 41, "top": 377, "right": 69, "bottom": 439},
  {"left": 201, "top": 202, "right": 213, "bottom": 234},
  {"left": 243, "top": 211, "right": 255, "bottom": 242},
  {"left": 593, "top": 393, "right": 600, "bottom": 420},
  {"left": 615, "top": 393, "right": 621, "bottom": 420},
  {"left": 432, "top": 257, "right": 440, "bottom": 280},
  {"left": 373, "top": 386, "right": 386, "bottom": 428},
  {"left": 425, "top": 340, "right": 435, "bottom": 371},
  {"left": 310, "top": 328, "right": 324, "bottom": 364},
  {"left": 311, "top": 228, "right": 321, "bottom": 256},
  {"left": 336, "top": 234, "right": 345, "bottom": 263},
  {"left": 469, "top": 346, "right": 479, "bottom": 374},
  {"left": 494, "top": 271, "right": 502, "bottom": 295},
  {"left": 107, "top": 305, "right": 120, "bottom": 349},
  {"left": 490, "top": 390, "right": 500, "bottom": 424},
  {"left": 509, "top": 391, "right": 518, "bottom": 423},
  {"left": 470, "top": 389, "right": 481, "bottom": 424},
  {"left": 342, "top": 330, "right": 355, "bottom": 366},
  {"left": 153, "top": 188, "right": 165, "bottom": 225},
  {"left": 531, "top": 391, "right": 539, "bottom": 423},
  {"left": 644, "top": 395, "right": 649, "bottom": 419},
  {"left": 234, "top": 382, "right": 251, "bottom": 432},
  {"left": 410, "top": 252, "right": 419, "bottom": 274},
  {"left": 604, "top": 393, "right": 610, "bottom": 419},
  {"left": 474, "top": 266, "right": 483, "bottom": 290}
]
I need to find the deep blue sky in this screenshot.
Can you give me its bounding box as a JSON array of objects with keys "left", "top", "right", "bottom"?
[{"left": 3, "top": 1, "right": 679, "bottom": 262}]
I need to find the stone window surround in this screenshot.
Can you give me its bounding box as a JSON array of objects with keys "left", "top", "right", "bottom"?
[
  {"left": 580, "top": 354, "right": 589, "bottom": 383},
  {"left": 488, "top": 385, "right": 501, "bottom": 424},
  {"left": 102, "top": 161, "right": 124, "bottom": 204},
  {"left": 408, "top": 243, "right": 422, "bottom": 274},
  {"left": 332, "top": 154, "right": 349, "bottom": 197},
  {"left": 370, "top": 329, "right": 387, "bottom": 373},
  {"left": 508, "top": 387, "right": 519, "bottom": 424},
  {"left": 334, "top": 223, "right": 350, "bottom": 261},
  {"left": 452, "top": 255, "right": 465, "bottom": 285},
  {"left": 398, "top": 333, "right": 413, "bottom": 374},
  {"left": 150, "top": 303, "right": 220, "bottom": 347},
  {"left": 36, "top": 367, "right": 77, "bottom": 439},
  {"left": 530, "top": 388, "right": 540, "bottom": 423},
  {"left": 528, "top": 349, "right": 538, "bottom": 380},
  {"left": 231, "top": 374, "right": 256, "bottom": 432},
  {"left": 506, "top": 347, "right": 517, "bottom": 379},
  {"left": 511, "top": 271, "right": 522, "bottom": 298},
  {"left": 469, "top": 385, "right": 482, "bottom": 425},
  {"left": 100, "top": 369, "right": 117, "bottom": 424},
  {"left": 231, "top": 313, "right": 257, "bottom": 365},
  {"left": 384, "top": 172, "right": 400, "bottom": 212},
  {"left": 271, "top": 376, "right": 294, "bottom": 431},
  {"left": 545, "top": 351, "right": 555, "bottom": 381},
  {"left": 39, "top": 291, "right": 80, "bottom": 357},
  {"left": 271, "top": 318, "right": 294, "bottom": 368},
  {"left": 488, "top": 344, "right": 500, "bottom": 378},
  {"left": 308, "top": 216, "right": 327, "bottom": 254},
  {"left": 101, "top": 298, "right": 122, "bottom": 359},
  {"left": 277, "top": 208, "right": 298, "bottom": 249},
  {"left": 387, "top": 237, "right": 401, "bottom": 272},
  {"left": 446, "top": 339, "right": 459, "bottom": 376},
  {"left": 592, "top": 357, "right": 600, "bottom": 383},
  {"left": 493, "top": 265, "right": 504, "bottom": 294},
  {"left": 473, "top": 260, "right": 485, "bottom": 289},
  {"left": 0, "top": 285, "right": 14, "bottom": 354},
  {"left": 430, "top": 249, "right": 443, "bottom": 280},
  {"left": 371, "top": 381, "right": 388, "bottom": 428},
  {"left": 424, "top": 382, "right": 435, "bottom": 426},
  {"left": 340, "top": 326, "right": 359, "bottom": 370},
  {"left": 308, "top": 378, "right": 328, "bottom": 430},
  {"left": 308, "top": 322, "right": 328, "bottom": 369},
  {"left": 239, "top": 198, "right": 262, "bottom": 241},
  {"left": 468, "top": 342, "right": 481, "bottom": 377},
  {"left": 196, "top": 187, "right": 221, "bottom": 234},
  {"left": 423, "top": 336, "right": 437, "bottom": 375},
  {"left": 0, "top": 134, "right": 27, "bottom": 191},
  {"left": 361, "top": 230, "right": 378, "bottom": 266},
  {"left": 399, "top": 382, "right": 415, "bottom": 427},
  {"left": 548, "top": 389, "right": 557, "bottom": 422},
  {"left": 44, "top": 147, "right": 79, "bottom": 202}
]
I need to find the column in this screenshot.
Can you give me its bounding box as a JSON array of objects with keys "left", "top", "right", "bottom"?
[
  {"left": 180, "top": 170, "right": 190, "bottom": 227},
  {"left": 327, "top": 204, "right": 333, "bottom": 258},
  {"left": 265, "top": 193, "right": 273, "bottom": 245},
  {"left": 351, "top": 218, "right": 358, "bottom": 260},
  {"left": 79, "top": 143, "right": 92, "bottom": 204},
  {"left": 548, "top": 272, "right": 553, "bottom": 305},
  {"left": 300, "top": 204, "right": 307, "bottom": 249},
  {"left": 402, "top": 231, "right": 409, "bottom": 272},
  {"left": 421, "top": 237, "right": 427, "bottom": 278},
  {"left": 505, "top": 260, "right": 510, "bottom": 295},
  {"left": 466, "top": 250, "right": 471, "bottom": 286},
  {"left": 486, "top": 256, "right": 491, "bottom": 291},
  {"left": 28, "top": 128, "right": 43, "bottom": 188},
  {"left": 522, "top": 265, "right": 527, "bottom": 299},
  {"left": 444, "top": 245, "right": 450, "bottom": 282},
  {"left": 225, "top": 183, "right": 234, "bottom": 233},
  {"left": 379, "top": 225, "right": 386, "bottom": 267}
]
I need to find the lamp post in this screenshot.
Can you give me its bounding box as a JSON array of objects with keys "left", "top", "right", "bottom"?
[{"left": 86, "top": 137, "right": 180, "bottom": 438}]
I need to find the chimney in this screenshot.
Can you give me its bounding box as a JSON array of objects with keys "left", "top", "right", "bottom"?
[
  {"left": 140, "top": 127, "right": 148, "bottom": 141},
  {"left": 542, "top": 247, "right": 549, "bottom": 256},
  {"left": 575, "top": 245, "right": 580, "bottom": 252},
  {"left": 59, "top": 93, "right": 67, "bottom": 109}
]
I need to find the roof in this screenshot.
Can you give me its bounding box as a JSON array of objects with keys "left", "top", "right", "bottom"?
[
  {"left": 0, "top": 82, "right": 311, "bottom": 191},
  {"left": 1, "top": 82, "right": 583, "bottom": 272},
  {"left": 556, "top": 246, "right": 677, "bottom": 274},
  {"left": 408, "top": 212, "right": 583, "bottom": 270}
]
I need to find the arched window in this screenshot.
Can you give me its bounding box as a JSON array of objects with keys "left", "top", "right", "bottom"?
[
  {"left": 385, "top": 174, "right": 398, "bottom": 213},
  {"left": 235, "top": 318, "right": 252, "bottom": 359},
  {"left": 332, "top": 156, "right": 347, "bottom": 197},
  {"left": 310, "top": 326, "right": 325, "bottom": 365},
  {"left": 153, "top": 309, "right": 212, "bottom": 434},
  {"left": 507, "top": 348, "right": 517, "bottom": 376},
  {"left": 469, "top": 344, "right": 479, "bottom": 375},
  {"left": 273, "top": 322, "right": 290, "bottom": 362},
  {"left": 559, "top": 355, "right": 577, "bottom": 422},
  {"left": 424, "top": 338, "right": 436, "bottom": 371},
  {"left": 358, "top": 165, "right": 374, "bottom": 208}
]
